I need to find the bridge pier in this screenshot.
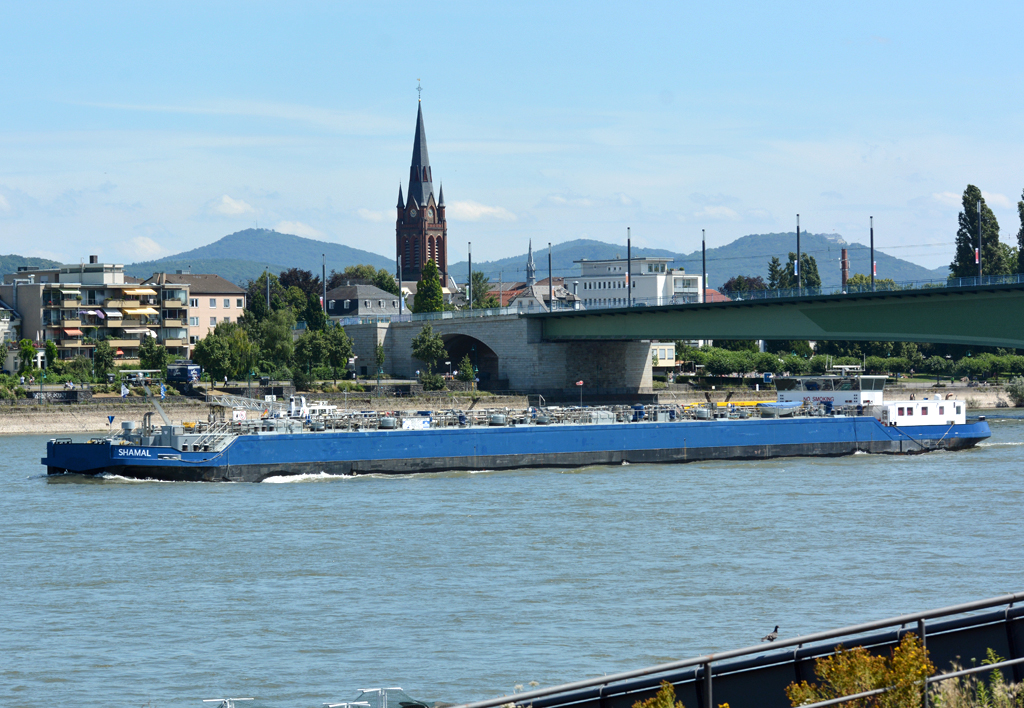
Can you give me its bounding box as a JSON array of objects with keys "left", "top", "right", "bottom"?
[{"left": 344, "top": 315, "right": 653, "bottom": 395}]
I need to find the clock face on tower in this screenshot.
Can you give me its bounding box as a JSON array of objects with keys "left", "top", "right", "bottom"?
[
  {"left": 409, "top": 208, "right": 417, "bottom": 218},
  {"left": 428, "top": 207, "right": 434, "bottom": 218}
]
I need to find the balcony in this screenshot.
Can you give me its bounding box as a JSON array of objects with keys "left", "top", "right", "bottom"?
[
  {"left": 162, "top": 299, "right": 186, "bottom": 308},
  {"left": 104, "top": 299, "right": 139, "bottom": 308},
  {"left": 162, "top": 339, "right": 185, "bottom": 347},
  {"left": 162, "top": 318, "right": 184, "bottom": 327},
  {"left": 61, "top": 339, "right": 86, "bottom": 347},
  {"left": 105, "top": 338, "right": 140, "bottom": 348},
  {"left": 61, "top": 318, "right": 82, "bottom": 327}
]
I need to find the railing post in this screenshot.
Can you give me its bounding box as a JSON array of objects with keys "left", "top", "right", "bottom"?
[
  {"left": 703, "top": 662, "right": 712, "bottom": 708},
  {"left": 919, "top": 618, "right": 929, "bottom": 708}
]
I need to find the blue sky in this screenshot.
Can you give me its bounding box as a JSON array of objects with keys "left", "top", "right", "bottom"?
[{"left": 2, "top": 1, "right": 1023, "bottom": 270}]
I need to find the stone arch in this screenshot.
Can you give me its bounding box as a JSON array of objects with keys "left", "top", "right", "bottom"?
[{"left": 442, "top": 333, "right": 501, "bottom": 388}]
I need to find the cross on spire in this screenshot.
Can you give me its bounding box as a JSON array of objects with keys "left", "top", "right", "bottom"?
[{"left": 417, "top": 79, "right": 422, "bottom": 102}]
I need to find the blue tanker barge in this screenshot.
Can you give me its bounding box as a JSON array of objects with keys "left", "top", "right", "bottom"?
[{"left": 43, "top": 380, "right": 990, "bottom": 483}]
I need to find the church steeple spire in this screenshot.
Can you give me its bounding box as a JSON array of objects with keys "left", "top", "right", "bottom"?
[
  {"left": 526, "top": 240, "right": 537, "bottom": 286},
  {"left": 397, "top": 184, "right": 404, "bottom": 209},
  {"left": 407, "top": 102, "right": 433, "bottom": 208}
]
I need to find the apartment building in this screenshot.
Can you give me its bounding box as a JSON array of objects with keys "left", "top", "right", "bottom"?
[
  {"left": 574, "top": 256, "right": 703, "bottom": 308},
  {"left": 0, "top": 256, "right": 190, "bottom": 362},
  {"left": 145, "top": 272, "right": 247, "bottom": 343}
]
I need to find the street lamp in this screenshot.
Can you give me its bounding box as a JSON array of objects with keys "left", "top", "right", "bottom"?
[{"left": 445, "top": 360, "right": 451, "bottom": 378}]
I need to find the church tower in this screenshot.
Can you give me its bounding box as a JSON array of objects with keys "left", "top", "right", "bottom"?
[{"left": 396, "top": 101, "right": 447, "bottom": 283}]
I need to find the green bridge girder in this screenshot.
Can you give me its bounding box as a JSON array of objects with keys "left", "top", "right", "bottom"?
[{"left": 528, "top": 283, "right": 1024, "bottom": 347}]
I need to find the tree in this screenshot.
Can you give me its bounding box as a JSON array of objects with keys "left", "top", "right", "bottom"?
[
  {"left": 846, "top": 273, "right": 899, "bottom": 292},
  {"left": 767, "top": 256, "right": 787, "bottom": 289},
  {"left": 720, "top": 274, "right": 768, "bottom": 294},
  {"left": 193, "top": 333, "right": 232, "bottom": 382},
  {"left": 93, "top": 340, "right": 114, "bottom": 377},
  {"left": 470, "top": 270, "right": 493, "bottom": 308},
  {"left": 227, "top": 327, "right": 257, "bottom": 379},
  {"left": 244, "top": 271, "right": 289, "bottom": 322},
  {"left": 456, "top": 354, "right": 475, "bottom": 382},
  {"left": 44, "top": 340, "right": 58, "bottom": 368},
  {"left": 324, "top": 324, "right": 353, "bottom": 384},
  {"left": 259, "top": 308, "right": 295, "bottom": 370},
  {"left": 302, "top": 291, "right": 328, "bottom": 331},
  {"left": 950, "top": 184, "right": 1009, "bottom": 277},
  {"left": 374, "top": 342, "right": 385, "bottom": 375},
  {"left": 327, "top": 265, "right": 400, "bottom": 296},
  {"left": 411, "top": 323, "right": 447, "bottom": 374},
  {"left": 413, "top": 259, "right": 444, "bottom": 313},
  {"left": 138, "top": 335, "right": 168, "bottom": 372},
  {"left": 1018, "top": 188, "right": 1024, "bottom": 274},
  {"left": 293, "top": 329, "right": 328, "bottom": 374},
  {"left": 18, "top": 339, "right": 36, "bottom": 373},
  {"left": 278, "top": 267, "right": 321, "bottom": 298}
]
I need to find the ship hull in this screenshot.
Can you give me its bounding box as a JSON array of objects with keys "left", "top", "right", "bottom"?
[{"left": 43, "top": 416, "right": 992, "bottom": 483}]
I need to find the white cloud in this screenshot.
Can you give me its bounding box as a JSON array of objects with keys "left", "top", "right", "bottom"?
[
  {"left": 694, "top": 205, "right": 740, "bottom": 221},
  {"left": 0, "top": 194, "right": 10, "bottom": 213},
  {"left": 982, "top": 191, "right": 1011, "bottom": 208},
  {"left": 932, "top": 192, "right": 961, "bottom": 207},
  {"left": 546, "top": 194, "right": 593, "bottom": 208},
  {"left": 356, "top": 208, "right": 385, "bottom": 222},
  {"left": 275, "top": 220, "right": 324, "bottom": 238},
  {"left": 213, "top": 194, "right": 254, "bottom": 216},
  {"left": 447, "top": 200, "right": 517, "bottom": 222},
  {"left": 130, "top": 236, "right": 167, "bottom": 259}
]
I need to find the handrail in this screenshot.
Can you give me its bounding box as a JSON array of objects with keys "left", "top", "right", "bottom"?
[{"left": 448, "top": 591, "right": 1024, "bottom": 708}]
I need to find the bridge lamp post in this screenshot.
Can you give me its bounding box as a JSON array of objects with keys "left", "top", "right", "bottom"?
[{"left": 445, "top": 360, "right": 451, "bottom": 378}]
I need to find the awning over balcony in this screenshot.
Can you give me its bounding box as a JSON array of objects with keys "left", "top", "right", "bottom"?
[
  {"left": 115, "top": 350, "right": 124, "bottom": 355},
  {"left": 103, "top": 309, "right": 122, "bottom": 318},
  {"left": 59, "top": 289, "right": 80, "bottom": 295},
  {"left": 123, "top": 328, "right": 154, "bottom": 334},
  {"left": 123, "top": 307, "right": 159, "bottom": 315},
  {"left": 124, "top": 288, "right": 157, "bottom": 295},
  {"left": 63, "top": 328, "right": 84, "bottom": 336}
]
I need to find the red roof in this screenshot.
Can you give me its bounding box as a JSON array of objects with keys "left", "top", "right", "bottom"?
[{"left": 704, "top": 288, "right": 732, "bottom": 303}]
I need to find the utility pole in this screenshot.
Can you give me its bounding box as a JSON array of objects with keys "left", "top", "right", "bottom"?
[
  {"left": 266, "top": 266, "right": 270, "bottom": 310},
  {"left": 701, "top": 229, "right": 706, "bottom": 304},
  {"left": 548, "top": 243, "right": 553, "bottom": 311},
  {"left": 870, "top": 217, "right": 875, "bottom": 292},
  {"left": 322, "top": 254, "right": 326, "bottom": 314},
  {"left": 398, "top": 253, "right": 403, "bottom": 315},
  {"left": 977, "top": 199, "right": 983, "bottom": 281},
  {"left": 627, "top": 228, "right": 632, "bottom": 307},
  {"left": 796, "top": 214, "right": 802, "bottom": 296},
  {"left": 468, "top": 241, "right": 472, "bottom": 310}
]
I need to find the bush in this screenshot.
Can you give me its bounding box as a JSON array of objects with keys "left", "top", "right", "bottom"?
[
  {"left": 653, "top": 374, "right": 668, "bottom": 382},
  {"left": 292, "top": 370, "right": 310, "bottom": 391},
  {"left": 930, "top": 648, "right": 1024, "bottom": 707},
  {"left": 1006, "top": 377, "right": 1024, "bottom": 407},
  {"left": 786, "top": 633, "right": 933, "bottom": 708},
  {"left": 420, "top": 372, "right": 446, "bottom": 391},
  {"left": 632, "top": 681, "right": 685, "bottom": 708}
]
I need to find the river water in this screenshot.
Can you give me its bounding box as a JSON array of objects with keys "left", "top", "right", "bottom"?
[{"left": 2, "top": 413, "right": 1023, "bottom": 708}]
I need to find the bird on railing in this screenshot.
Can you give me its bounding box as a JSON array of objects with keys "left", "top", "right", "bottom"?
[{"left": 761, "top": 625, "right": 779, "bottom": 642}]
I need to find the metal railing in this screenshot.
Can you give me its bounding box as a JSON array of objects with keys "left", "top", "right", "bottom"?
[
  {"left": 448, "top": 592, "right": 1024, "bottom": 708},
  {"left": 719, "top": 273, "right": 1024, "bottom": 303}
]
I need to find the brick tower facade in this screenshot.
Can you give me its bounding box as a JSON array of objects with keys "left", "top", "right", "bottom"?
[{"left": 396, "top": 101, "right": 446, "bottom": 282}]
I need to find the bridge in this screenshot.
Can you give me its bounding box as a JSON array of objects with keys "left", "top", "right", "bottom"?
[{"left": 529, "top": 281, "right": 1024, "bottom": 348}]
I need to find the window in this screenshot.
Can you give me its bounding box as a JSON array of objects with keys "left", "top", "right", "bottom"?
[
  {"left": 209, "top": 298, "right": 217, "bottom": 308},
  {"left": 907, "top": 407, "right": 914, "bottom": 416},
  {"left": 223, "top": 316, "right": 230, "bottom": 323},
  {"left": 378, "top": 300, "right": 383, "bottom": 308},
  {"left": 898, "top": 407, "right": 904, "bottom": 416},
  {"left": 939, "top": 406, "right": 945, "bottom": 415},
  {"left": 344, "top": 300, "right": 350, "bottom": 309},
  {"left": 223, "top": 299, "right": 230, "bottom": 308},
  {"left": 209, "top": 317, "right": 217, "bottom": 326},
  {"left": 956, "top": 406, "right": 962, "bottom": 415},
  {"left": 189, "top": 317, "right": 199, "bottom": 326},
  {"left": 921, "top": 406, "right": 928, "bottom": 415},
  {"left": 236, "top": 298, "right": 243, "bottom": 308},
  {"left": 189, "top": 298, "right": 198, "bottom": 308},
  {"left": 364, "top": 300, "right": 370, "bottom": 308}
]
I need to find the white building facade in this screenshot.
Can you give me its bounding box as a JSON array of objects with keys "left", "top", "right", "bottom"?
[{"left": 573, "top": 257, "right": 702, "bottom": 309}]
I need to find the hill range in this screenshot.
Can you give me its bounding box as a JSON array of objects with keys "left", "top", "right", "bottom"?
[{"left": 17, "top": 227, "right": 947, "bottom": 291}]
